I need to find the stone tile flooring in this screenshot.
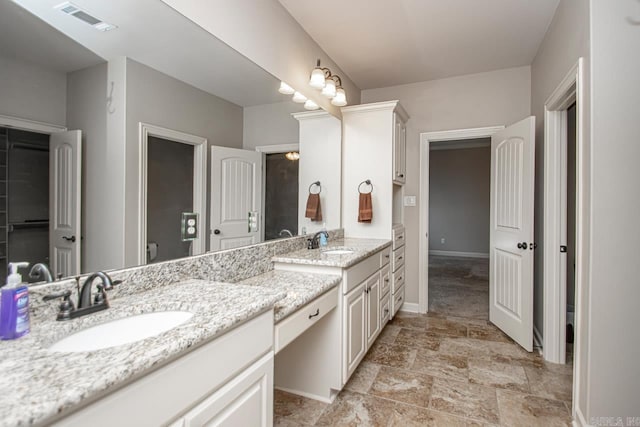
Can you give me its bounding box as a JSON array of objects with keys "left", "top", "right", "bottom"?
[{"left": 274, "top": 257, "right": 574, "bottom": 426}]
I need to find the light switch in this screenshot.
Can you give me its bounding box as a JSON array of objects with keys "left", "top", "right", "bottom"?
[
  {"left": 404, "top": 196, "right": 417, "bottom": 206},
  {"left": 248, "top": 211, "right": 259, "bottom": 232},
  {"left": 181, "top": 212, "right": 198, "bottom": 241}
]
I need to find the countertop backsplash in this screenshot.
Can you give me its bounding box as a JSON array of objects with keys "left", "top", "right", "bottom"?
[{"left": 28, "top": 229, "right": 344, "bottom": 322}]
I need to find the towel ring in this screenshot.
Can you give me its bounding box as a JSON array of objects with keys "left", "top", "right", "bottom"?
[
  {"left": 309, "top": 181, "right": 321, "bottom": 194},
  {"left": 358, "top": 179, "right": 374, "bottom": 194}
]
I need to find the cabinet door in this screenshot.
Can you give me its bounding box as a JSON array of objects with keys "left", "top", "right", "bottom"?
[
  {"left": 393, "top": 115, "right": 406, "bottom": 185},
  {"left": 181, "top": 353, "right": 273, "bottom": 427},
  {"left": 366, "top": 274, "right": 381, "bottom": 348},
  {"left": 343, "top": 282, "right": 366, "bottom": 384}
]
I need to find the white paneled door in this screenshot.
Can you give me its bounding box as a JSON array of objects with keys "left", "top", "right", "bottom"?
[
  {"left": 210, "top": 146, "right": 262, "bottom": 251},
  {"left": 49, "top": 130, "right": 82, "bottom": 278},
  {"left": 489, "top": 117, "right": 535, "bottom": 351}
]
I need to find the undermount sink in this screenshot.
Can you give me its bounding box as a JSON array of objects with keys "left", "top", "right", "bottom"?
[
  {"left": 48, "top": 311, "right": 194, "bottom": 353},
  {"left": 322, "top": 249, "right": 354, "bottom": 255}
]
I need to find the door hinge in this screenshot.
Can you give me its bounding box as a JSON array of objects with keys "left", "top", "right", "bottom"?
[{"left": 560, "top": 245, "right": 567, "bottom": 253}]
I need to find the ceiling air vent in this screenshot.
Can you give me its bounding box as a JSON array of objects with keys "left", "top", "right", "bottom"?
[{"left": 54, "top": 2, "right": 117, "bottom": 32}]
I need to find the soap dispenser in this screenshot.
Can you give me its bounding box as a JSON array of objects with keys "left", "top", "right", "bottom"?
[
  {"left": 320, "top": 223, "right": 328, "bottom": 247},
  {"left": 0, "top": 262, "right": 30, "bottom": 340}
]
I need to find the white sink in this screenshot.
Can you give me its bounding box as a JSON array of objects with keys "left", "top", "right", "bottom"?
[
  {"left": 49, "top": 311, "right": 194, "bottom": 353},
  {"left": 323, "top": 249, "right": 354, "bottom": 255}
]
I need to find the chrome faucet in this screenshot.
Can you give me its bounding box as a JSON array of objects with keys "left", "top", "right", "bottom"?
[
  {"left": 307, "top": 231, "right": 329, "bottom": 249},
  {"left": 279, "top": 229, "right": 294, "bottom": 237},
  {"left": 29, "top": 263, "right": 53, "bottom": 283}
]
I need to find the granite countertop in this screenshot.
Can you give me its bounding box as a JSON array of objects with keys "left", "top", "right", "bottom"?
[
  {"left": 238, "top": 270, "right": 341, "bottom": 322},
  {"left": 0, "top": 280, "right": 285, "bottom": 427},
  {"left": 272, "top": 238, "right": 391, "bottom": 268}
]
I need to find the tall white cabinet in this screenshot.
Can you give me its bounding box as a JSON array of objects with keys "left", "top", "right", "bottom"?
[{"left": 342, "top": 101, "right": 409, "bottom": 317}]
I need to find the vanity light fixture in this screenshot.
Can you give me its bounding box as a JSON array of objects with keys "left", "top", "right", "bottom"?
[
  {"left": 292, "top": 91, "right": 307, "bottom": 103},
  {"left": 304, "top": 99, "right": 320, "bottom": 110},
  {"left": 285, "top": 151, "right": 300, "bottom": 161},
  {"left": 309, "top": 59, "right": 347, "bottom": 106},
  {"left": 278, "top": 81, "right": 295, "bottom": 95}
]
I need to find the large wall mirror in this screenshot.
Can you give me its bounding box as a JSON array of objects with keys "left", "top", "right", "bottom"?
[{"left": 0, "top": 0, "right": 342, "bottom": 281}]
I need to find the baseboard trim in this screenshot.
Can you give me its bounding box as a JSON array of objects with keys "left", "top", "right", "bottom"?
[
  {"left": 429, "top": 250, "right": 489, "bottom": 259},
  {"left": 573, "top": 405, "right": 591, "bottom": 427},
  {"left": 533, "top": 325, "right": 543, "bottom": 354},
  {"left": 399, "top": 302, "right": 420, "bottom": 313},
  {"left": 274, "top": 386, "right": 335, "bottom": 404}
]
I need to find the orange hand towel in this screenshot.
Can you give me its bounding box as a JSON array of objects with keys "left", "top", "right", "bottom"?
[
  {"left": 358, "top": 193, "right": 373, "bottom": 223},
  {"left": 305, "top": 193, "right": 323, "bottom": 222}
]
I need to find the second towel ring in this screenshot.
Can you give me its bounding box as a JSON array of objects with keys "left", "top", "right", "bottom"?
[
  {"left": 358, "top": 179, "right": 374, "bottom": 194},
  {"left": 309, "top": 181, "right": 321, "bottom": 194}
]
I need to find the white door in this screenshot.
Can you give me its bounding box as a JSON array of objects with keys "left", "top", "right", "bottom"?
[
  {"left": 489, "top": 117, "right": 535, "bottom": 351},
  {"left": 49, "top": 130, "right": 82, "bottom": 278},
  {"left": 210, "top": 146, "right": 262, "bottom": 251}
]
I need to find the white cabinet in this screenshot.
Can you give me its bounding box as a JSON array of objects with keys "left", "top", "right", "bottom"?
[
  {"left": 341, "top": 101, "right": 409, "bottom": 239},
  {"left": 176, "top": 353, "right": 273, "bottom": 427},
  {"left": 341, "top": 249, "right": 388, "bottom": 384},
  {"left": 366, "top": 273, "right": 381, "bottom": 348},
  {"left": 54, "top": 311, "right": 274, "bottom": 427},
  {"left": 393, "top": 114, "right": 407, "bottom": 185},
  {"left": 344, "top": 281, "right": 367, "bottom": 382}
]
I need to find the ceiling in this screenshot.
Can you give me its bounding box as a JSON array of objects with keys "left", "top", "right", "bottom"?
[
  {"left": 10, "top": 0, "right": 291, "bottom": 107},
  {"left": 0, "top": 1, "right": 103, "bottom": 73},
  {"left": 278, "top": 0, "right": 560, "bottom": 89}
]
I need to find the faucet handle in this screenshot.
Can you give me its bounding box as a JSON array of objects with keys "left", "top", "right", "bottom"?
[{"left": 43, "top": 290, "right": 75, "bottom": 321}]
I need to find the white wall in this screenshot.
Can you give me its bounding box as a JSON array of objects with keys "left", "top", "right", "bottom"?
[
  {"left": 429, "top": 146, "right": 490, "bottom": 256},
  {"left": 66, "top": 62, "right": 111, "bottom": 273},
  {"left": 362, "top": 66, "right": 531, "bottom": 304},
  {"left": 0, "top": 55, "right": 66, "bottom": 126},
  {"left": 242, "top": 101, "right": 301, "bottom": 150},
  {"left": 295, "top": 111, "right": 342, "bottom": 235},
  {"left": 529, "top": 0, "right": 591, "bottom": 420},
  {"left": 123, "top": 58, "right": 244, "bottom": 266},
  {"left": 161, "top": 0, "right": 361, "bottom": 117},
  {"left": 586, "top": 0, "right": 640, "bottom": 420}
]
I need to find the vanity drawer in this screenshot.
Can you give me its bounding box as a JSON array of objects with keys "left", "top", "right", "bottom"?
[
  {"left": 392, "top": 246, "right": 405, "bottom": 272},
  {"left": 380, "top": 264, "right": 391, "bottom": 297},
  {"left": 391, "top": 285, "right": 405, "bottom": 318},
  {"left": 344, "top": 253, "right": 380, "bottom": 294},
  {"left": 392, "top": 265, "right": 405, "bottom": 294},
  {"left": 380, "top": 292, "right": 390, "bottom": 327},
  {"left": 392, "top": 226, "right": 405, "bottom": 250},
  {"left": 379, "top": 246, "right": 391, "bottom": 268},
  {"left": 275, "top": 286, "right": 338, "bottom": 354}
]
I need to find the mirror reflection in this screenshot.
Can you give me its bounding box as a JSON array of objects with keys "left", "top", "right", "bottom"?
[{"left": 0, "top": 0, "right": 336, "bottom": 281}]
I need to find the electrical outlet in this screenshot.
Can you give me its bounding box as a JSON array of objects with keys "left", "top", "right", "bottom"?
[{"left": 441, "top": 238, "right": 446, "bottom": 244}]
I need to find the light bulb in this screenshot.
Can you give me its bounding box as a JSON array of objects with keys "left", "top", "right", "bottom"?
[
  {"left": 285, "top": 151, "right": 300, "bottom": 161},
  {"left": 304, "top": 99, "right": 320, "bottom": 110},
  {"left": 292, "top": 91, "right": 307, "bottom": 103},
  {"left": 321, "top": 78, "right": 336, "bottom": 98},
  {"left": 309, "top": 67, "right": 326, "bottom": 89},
  {"left": 331, "top": 87, "right": 347, "bottom": 107},
  {"left": 278, "top": 81, "right": 295, "bottom": 95}
]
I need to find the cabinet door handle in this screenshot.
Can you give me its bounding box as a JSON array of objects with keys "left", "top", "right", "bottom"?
[
  {"left": 398, "top": 256, "right": 403, "bottom": 260},
  {"left": 308, "top": 309, "right": 320, "bottom": 319},
  {"left": 385, "top": 254, "right": 390, "bottom": 258}
]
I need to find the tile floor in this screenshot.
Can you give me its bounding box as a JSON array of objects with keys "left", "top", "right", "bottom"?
[{"left": 274, "top": 256, "right": 574, "bottom": 426}]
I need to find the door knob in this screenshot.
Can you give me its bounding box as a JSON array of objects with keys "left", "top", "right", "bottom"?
[
  {"left": 62, "top": 235, "right": 76, "bottom": 243},
  {"left": 517, "top": 242, "right": 528, "bottom": 249},
  {"left": 213, "top": 229, "right": 221, "bottom": 235}
]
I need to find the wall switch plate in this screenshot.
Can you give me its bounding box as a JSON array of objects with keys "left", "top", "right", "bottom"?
[
  {"left": 181, "top": 212, "right": 198, "bottom": 241},
  {"left": 404, "top": 196, "right": 417, "bottom": 206},
  {"left": 248, "top": 211, "right": 259, "bottom": 232},
  {"left": 441, "top": 238, "right": 446, "bottom": 244}
]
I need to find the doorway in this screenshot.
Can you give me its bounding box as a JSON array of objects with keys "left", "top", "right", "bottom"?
[
  {"left": 264, "top": 152, "right": 299, "bottom": 241},
  {"left": 146, "top": 136, "right": 195, "bottom": 263},
  {"left": 138, "top": 123, "right": 207, "bottom": 265},
  {"left": 0, "top": 127, "right": 49, "bottom": 281},
  {"left": 427, "top": 138, "right": 491, "bottom": 319}
]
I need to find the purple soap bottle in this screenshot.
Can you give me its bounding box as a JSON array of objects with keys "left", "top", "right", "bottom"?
[{"left": 0, "top": 262, "right": 30, "bottom": 340}]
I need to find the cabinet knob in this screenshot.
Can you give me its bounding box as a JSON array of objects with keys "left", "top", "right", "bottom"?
[{"left": 213, "top": 229, "right": 221, "bottom": 235}]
